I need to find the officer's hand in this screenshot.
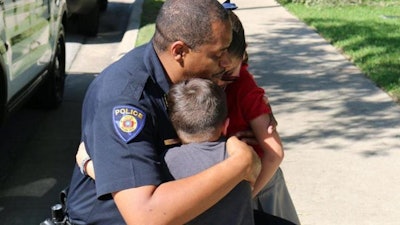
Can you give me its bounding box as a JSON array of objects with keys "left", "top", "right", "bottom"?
[
  {"left": 226, "top": 136, "right": 261, "bottom": 187},
  {"left": 263, "top": 95, "right": 278, "bottom": 134},
  {"left": 76, "top": 142, "right": 89, "bottom": 165},
  {"left": 76, "top": 142, "right": 96, "bottom": 179},
  {"left": 267, "top": 113, "right": 278, "bottom": 134},
  {"left": 235, "top": 113, "right": 278, "bottom": 143},
  {"left": 234, "top": 130, "right": 258, "bottom": 145}
]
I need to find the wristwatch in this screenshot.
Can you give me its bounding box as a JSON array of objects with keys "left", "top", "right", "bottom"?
[{"left": 79, "top": 156, "right": 91, "bottom": 176}]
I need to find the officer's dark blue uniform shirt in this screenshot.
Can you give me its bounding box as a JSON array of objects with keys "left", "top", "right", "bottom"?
[{"left": 66, "top": 42, "right": 179, "bottom": 224}]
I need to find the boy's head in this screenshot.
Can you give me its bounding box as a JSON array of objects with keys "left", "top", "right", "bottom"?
[{"left": 167, "top": 78, "right": 229, "bottom": 143}]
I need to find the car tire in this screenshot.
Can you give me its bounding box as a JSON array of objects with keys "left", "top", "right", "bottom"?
[{"left": 33, "top": 26, "right": 66, "bottom": 109}]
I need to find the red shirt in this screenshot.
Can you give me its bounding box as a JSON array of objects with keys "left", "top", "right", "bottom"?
[{"left": 225, "top": 63, "right": 272, "bottom": 157}]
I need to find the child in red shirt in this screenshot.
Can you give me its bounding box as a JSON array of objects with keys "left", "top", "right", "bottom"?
[{"left": 217, "top": 11, "right": 300, "bottom": 225}]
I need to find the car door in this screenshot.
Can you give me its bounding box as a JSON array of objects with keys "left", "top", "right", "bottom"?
[{"left": 3, "top": 0, "right": 52, "bottom": 102}]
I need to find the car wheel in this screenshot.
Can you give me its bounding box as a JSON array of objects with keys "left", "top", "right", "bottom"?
[{"left": 34, "top": 26, "right": 66, "bottom": 109}]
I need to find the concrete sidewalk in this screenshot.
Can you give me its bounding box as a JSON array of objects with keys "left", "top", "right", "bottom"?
[
  {"left": 123, "top": 0, "right": 400, "bottom": 224},
  {"left": 231, "top": 0, "right": 400, "bottom": 224}
]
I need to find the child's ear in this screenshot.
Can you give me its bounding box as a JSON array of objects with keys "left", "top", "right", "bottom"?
[{"left": 222, "top": 118, "right": 230, "bottom": 136}]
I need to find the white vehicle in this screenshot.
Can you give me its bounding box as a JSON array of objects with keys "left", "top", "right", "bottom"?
[{"left": 0, "top": 0, "right": 67, "bottom": 124}]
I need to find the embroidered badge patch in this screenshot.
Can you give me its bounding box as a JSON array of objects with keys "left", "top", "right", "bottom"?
[{"left": 113, "top": 105, "right": 146, "bottom": 142}]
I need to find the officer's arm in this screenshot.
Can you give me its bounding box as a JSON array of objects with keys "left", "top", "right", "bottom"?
[
  {"left": 113, "top": 136, "right": 260, "bottom": 225},
  {"left": 77, "top": 137, "right": 260, "bottom": 224}
]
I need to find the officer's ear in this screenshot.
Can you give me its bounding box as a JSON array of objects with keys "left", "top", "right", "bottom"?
[{"left": 170, "top": 41, "right": 189, "bottom": 62}]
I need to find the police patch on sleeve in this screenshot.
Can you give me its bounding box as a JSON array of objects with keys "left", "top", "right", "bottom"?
[{"left": 113, "top": 105, "right": 146, "bottom": 143}]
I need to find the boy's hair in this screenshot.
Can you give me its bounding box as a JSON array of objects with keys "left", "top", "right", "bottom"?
[
  {"left": 227, "top": 11, "right": 246, "bottom": 60},
  {"left": 167, "top": 78, "right": 227, "bottom": 142},
  {"left": 153, "top": 0, "right": 230, "bottom": 52}
]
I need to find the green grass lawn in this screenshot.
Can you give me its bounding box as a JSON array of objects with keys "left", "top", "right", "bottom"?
[
  {"left": 135, "top": 0, "right": 163, "bottom": 46},
  {"left": 284, "top": 2, "right": 400, "bottom": 101}
]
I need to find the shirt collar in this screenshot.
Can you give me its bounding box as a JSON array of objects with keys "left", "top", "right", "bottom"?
[{"left": 144, "top": 42, "right": 171, "bottom": 94}]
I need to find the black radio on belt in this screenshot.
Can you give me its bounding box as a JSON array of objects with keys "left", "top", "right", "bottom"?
[
  {"left": 40, "top": 203, "right": 71, "bottom": 225},
  {"left": 40, "top": 187, "right": 72, "bottom": 225}
]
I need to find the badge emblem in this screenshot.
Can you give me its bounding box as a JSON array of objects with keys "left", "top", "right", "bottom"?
[{"left": 113, "top": 105, "right": 146, "bottom": 142}]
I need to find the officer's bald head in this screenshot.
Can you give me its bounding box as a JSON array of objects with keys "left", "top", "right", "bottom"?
[{"left": 152, "top": 0, "right": 230, "bottom": 52}]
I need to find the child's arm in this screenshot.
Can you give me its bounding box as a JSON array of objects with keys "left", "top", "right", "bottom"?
[{"left": 249, "top": 113, "right": 284, "bottom": 197}]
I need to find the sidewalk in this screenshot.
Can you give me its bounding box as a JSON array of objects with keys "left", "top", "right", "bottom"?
[{"left": 231, "top": 0, "right": 400, "bottom": 224}]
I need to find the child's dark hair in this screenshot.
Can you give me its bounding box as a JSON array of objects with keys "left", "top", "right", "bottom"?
[{"left": 227, "top": 11, "right": 246, "bottom": 61}]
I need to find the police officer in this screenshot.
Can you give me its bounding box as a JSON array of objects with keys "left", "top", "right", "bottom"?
[{"left": 66, "top": 0, "right": 261, "bottom": 224}]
